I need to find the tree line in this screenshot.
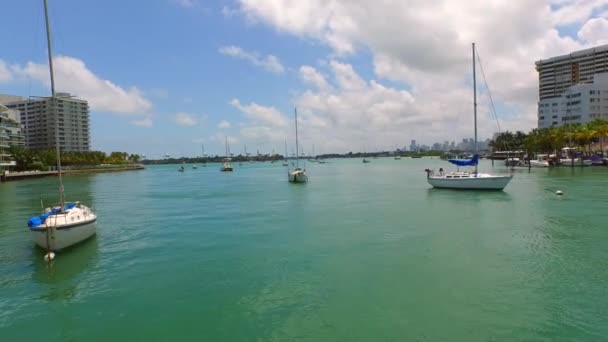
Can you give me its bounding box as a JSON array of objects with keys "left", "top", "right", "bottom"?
[
  {"left": 7, "top": 146, "right": 140, "bottom": 171},
  {"left": 490, "top": 119, "right": 608, "bottom": 155}
]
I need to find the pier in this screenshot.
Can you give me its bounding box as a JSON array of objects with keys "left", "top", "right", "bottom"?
[{"left": 1, "top": 164, "right": 144, "bottom": 182}]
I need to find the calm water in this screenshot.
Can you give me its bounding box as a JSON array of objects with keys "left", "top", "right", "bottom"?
[{"left": 1, "top": 158, "right": 608, "bottom": 341}]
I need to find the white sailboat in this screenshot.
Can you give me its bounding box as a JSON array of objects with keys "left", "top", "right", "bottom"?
[
  {"left": 201, "top": 144, "right": 207, "bottom": 167},
  {"left": 282, "top": 140, "right": 289, "bottom": 166},
  {"left": 288, "top": 108, "right": 308, "bottom": 183},
  {"left": 220, "top": 136, "right": 233, "bottom": 171},
  {"left": 425, "top": 43, "right": 512, "bottom": 190},
  {"left": 27, "top": 0, "right": 97, "bottom": 257}
]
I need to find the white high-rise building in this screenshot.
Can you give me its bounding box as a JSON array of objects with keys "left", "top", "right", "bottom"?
[
  {"left": 0, "top": 93, "right": 90, "bottom": 151},
  {"left": 537, "top": 73, "right": 608, "bottom": 128},
  {"left": 0, "top": 104, "right": 26, "bottom": 169},
  {"left": 535, "top": 45, "right": 608, "bottom": 128}
]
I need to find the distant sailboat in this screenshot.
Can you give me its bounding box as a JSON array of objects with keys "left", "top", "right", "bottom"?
[
  {"left": 288, "top": 108, "right": 308, "bottom": 183},
  {"left": 282, "top": 140, "right": 289, "bottom": 166},
  {"left": 201, "top": 144, "right": 207, "bottom": 167},
  {"left": 220, "top": 136, "right": 233, "bottom": 172},
  {"left": 425, "top": 43, "right": 512, "bottom": 190},
  {"left": 27, "top": 0, "right": 97, "bottom": 258}
]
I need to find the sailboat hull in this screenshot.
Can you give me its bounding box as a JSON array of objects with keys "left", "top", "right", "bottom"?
[
  {"left": 32, "top": 220, "right": 97, "bottom": 251},
  {"left": 288, "top": 170, "right": 308, "bottom": 183},
  {"left": 428, "top": 173, "right": 512, "bottom": 190}
]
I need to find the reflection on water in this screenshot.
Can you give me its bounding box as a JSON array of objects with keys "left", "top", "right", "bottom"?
[
  {"left": 31, "top": 236, "right": 99, "bottom": 302},
  {"left": 425, "top": 187, "right": 512, "bottom": 203}
]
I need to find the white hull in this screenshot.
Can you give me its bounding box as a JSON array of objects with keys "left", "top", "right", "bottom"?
[
  {"left": 559, "top": 158, "right": 592, "bottom": 166},
  {"left": 32, "top": 220, "right": 96, "bottom": 251},
  {"left": 529, "top": 160, "right": 550, "bottom": 167},
  {"left": 428, "top": 173, "right": 512, "bottom": 190},
  {"left": 29, "top": 204, "right": 97, "bottom": 251},
  {"left": 288, "top": 169, "right": 308, "bottom": 183}
]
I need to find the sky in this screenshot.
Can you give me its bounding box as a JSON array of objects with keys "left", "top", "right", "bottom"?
[{"left": 1, "top": 0, "right": 607, "bottom": 158}]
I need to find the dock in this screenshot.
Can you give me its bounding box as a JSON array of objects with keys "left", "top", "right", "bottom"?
[{"left": 1, "top": 164, "right": 145, "bottom": 182}]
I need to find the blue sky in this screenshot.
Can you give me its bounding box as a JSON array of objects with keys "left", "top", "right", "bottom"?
[{"left": 1, "top": 0, "right": 607, "bottom": 157}]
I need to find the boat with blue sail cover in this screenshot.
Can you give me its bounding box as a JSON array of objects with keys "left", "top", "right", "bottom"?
[
  {"left": 27, "top": 0, "right": 97, "bottom": 256},
  {"left": 425, "top": 43, "right": 512, "bottom": 190}
]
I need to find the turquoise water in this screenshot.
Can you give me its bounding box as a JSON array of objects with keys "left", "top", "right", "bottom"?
[{"left": 1, "top": 158, "right": 608, "bottom": 341}]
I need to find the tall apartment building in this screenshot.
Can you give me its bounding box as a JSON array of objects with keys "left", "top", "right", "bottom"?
[
  {"left": 0, "top": 93, "right": 90, "bottom": 151},
  {"left": 0, "top": 104, "right": 26, "bottom": 169},
  {"left": 535, "top": 44, "right": 608, "bottom": 128}
]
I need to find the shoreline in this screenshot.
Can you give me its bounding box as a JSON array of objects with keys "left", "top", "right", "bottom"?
[{"left": 1, "top": 164, "right": 145, "bottom": 182}]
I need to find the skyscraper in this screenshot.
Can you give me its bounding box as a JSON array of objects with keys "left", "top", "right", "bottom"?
[
  {"left": 0, "top": 104, "right": 25, "bottom": 169},
  {"left": 1, "top": 93, "right": 90, "bottom": 151},
  {"left": 535, "top": 45, "right": 608, "bottom": 128}
]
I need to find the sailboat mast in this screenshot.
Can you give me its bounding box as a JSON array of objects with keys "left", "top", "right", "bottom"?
[
  {"left": 295, "top": 108, "right": 299, "bottom": 168},
  {"left": 44, "top": 0, "right": 65, "bottom": 209},
  {"left": 225, "top": 136, "right": 229, "bottom": 157},
  {"left": 472, "top": 42, "right": 478, "bottom": 174}
]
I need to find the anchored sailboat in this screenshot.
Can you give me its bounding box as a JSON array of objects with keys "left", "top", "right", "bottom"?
[
  {"left": 220, "top": 136, "right": 233, "bottom": 172},
  {"left": 425, "top": 43, "right": 512, "bottom": 190},
  {"left": 27, "top": 0, "right": 97, "bottom": 258},
  {"left": 288, "top": 108, "right": 308, "bottom": 183}
]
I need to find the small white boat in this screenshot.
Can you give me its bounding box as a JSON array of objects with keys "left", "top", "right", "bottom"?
[
  {"left": 394, "top": 156, "right": 402, "bottom": 160},
  {"left": 529, "top": 155, "right": 550, "bottom": 167},
  {"left": 559, "top": 158, "right": 592, "bottom": 166},
  {"left": 529, "top": 159, "right": 550, "bottom": 167},
  {"left": 28, "top": 202, "right": 97, "bottom": 251},
  {"left": 288, "top": 108, "right": 308, "bottom": 183},
  {"left": 505, "top": 157, "right": 520, "bottom": 167}
]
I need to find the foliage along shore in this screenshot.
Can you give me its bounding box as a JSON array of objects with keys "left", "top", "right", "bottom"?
[
  {"left": 490, "top": 119, "right": 608, "bottom": 155},
  {"left": 6, "top": 147, "right": 141, "bottom": 172}
]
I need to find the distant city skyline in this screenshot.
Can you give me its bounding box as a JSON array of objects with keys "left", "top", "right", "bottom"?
[{"left": 1, "top": 0, "right": 607, "bottom": 157}]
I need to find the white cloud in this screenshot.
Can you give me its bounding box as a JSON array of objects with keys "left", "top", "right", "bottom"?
[
  {"left": 222, "top": 6, "right": 239, "bottom": 17},
  {"left": 132, "top": 117, "right": 153, "bottom": 128},
  {"left": 577, "top": 17, "right": 608, "bottom": 44},
  {"left": 230, "top": 0, "right": 608, "bottom": 149},
  {"left": 299, "top": 65, "right": 330, "bottom": 90},
  {"left": 173, "top": 0, "right": 197, "bottom": 8},
  {"left": 219, "top": 45, "right": 285, "bottom": 74},
  {"left": 0, "top": 60, "right": 12, "bottom": 82},
  {"left": 218, "top": 120, "right": 232, "bottom": 129},
  {"left": 230, "top": 98, "right": 288, "bottom": 127},
  {"left": 551, "top": 0, "right": 608, "bottom": 26},
  {"left": 174, "top": 112, "right": 198, "bottom": 126},
  {"left": 12, "top": 56, "right": 152, "bottom": 115}
]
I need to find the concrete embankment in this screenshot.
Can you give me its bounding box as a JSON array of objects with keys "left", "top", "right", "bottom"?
[{"left": 1, "top": 164, "right": 145, "bottom": 182}]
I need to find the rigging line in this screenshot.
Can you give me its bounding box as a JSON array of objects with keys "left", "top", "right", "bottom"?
[
  {"left": 475, "top": 51, "right": 501, "bottom": 133},
  {"left": 476, "top": 50, "right": 512, "bottom": 153}
]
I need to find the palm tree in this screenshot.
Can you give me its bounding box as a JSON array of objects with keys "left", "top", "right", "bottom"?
[{"left": 588, "top": 119, "right": 608, "bottom": 156}]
